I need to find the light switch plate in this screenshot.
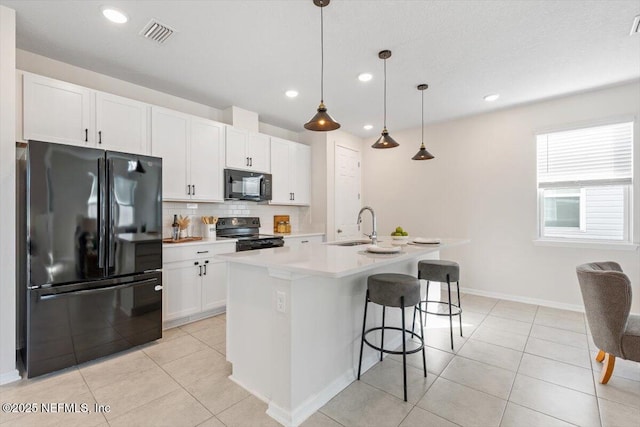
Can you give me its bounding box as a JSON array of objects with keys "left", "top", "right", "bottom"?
[{"left": 276, "top": 291, "right": 286, "bottom": 313}]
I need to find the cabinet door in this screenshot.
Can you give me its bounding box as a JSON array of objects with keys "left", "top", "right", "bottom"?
[
  {"left": 225, "top": 126, "right": 249, "bottom": 170},
  {"left": 163, "top": 260, "right": 202, "bottom": 321},
  {"left": 190, "top": 118, "right": 225, "bottom": 202},
  {"left": 292, "top": 143, "right": 311, "bottom": 205},
  {"left": 96, "top": 92, "right": 149, "bottom": 154},
  {"left": 269, "top": 137, "right": 292, "bottom": 204},
  {"left": 201, "top": 260, "right": 227, "bottom": 312},
  {"left": 23, "top": 74, "right": 93, "bottom": 146},
  {"left": 151, "top": 107, "right": 189, "bottom": 200},
  {"left": 248, "top": 132, "right": 271, "bottom": 173}
]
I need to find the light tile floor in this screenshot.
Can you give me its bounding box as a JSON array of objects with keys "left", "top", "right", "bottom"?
[{"left": 1, "top": 296, "right": 639, "bottom": 426}]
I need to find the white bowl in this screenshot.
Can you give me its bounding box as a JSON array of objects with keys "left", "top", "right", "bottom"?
[{"left": 391, "top": 235, "right": 409, "bottom": 241}]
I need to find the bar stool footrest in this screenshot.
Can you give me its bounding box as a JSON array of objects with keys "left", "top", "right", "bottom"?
[
  {"left": 416, "top": 300, "right": 462, "bottom": 316},
  {"left": 362, "top": 326, "right": 425, "bottom": 355}
]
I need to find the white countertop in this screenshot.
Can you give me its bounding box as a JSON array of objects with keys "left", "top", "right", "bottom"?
[
  {"left": 275, "top": 232, "right": 325, "bottom": 239},
  {"left": 216, "top": 238, "right": 468, "bottom": 278},
  {"left": 162, "top": 238, "right": 237, "bottom": 248}
]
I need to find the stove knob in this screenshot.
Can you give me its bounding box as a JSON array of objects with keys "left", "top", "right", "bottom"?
[
  {"left": 219, "top": 220, "right": 225, "bottom": 225},
  {"left": 252, "top": 220, "right": 258, "bottom": 224}
]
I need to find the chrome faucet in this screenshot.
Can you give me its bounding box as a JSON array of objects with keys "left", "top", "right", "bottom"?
[{"left": 357, "top": 206, "right": 377, "bottom": 245}]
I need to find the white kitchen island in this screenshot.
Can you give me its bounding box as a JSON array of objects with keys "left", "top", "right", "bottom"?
[{"left": 216, "top": 238, "right": 468, "bottom": 427}]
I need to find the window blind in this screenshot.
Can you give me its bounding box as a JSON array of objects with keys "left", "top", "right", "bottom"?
[{"left": 537, "top": 122, "right": 633, "bottom": 188}]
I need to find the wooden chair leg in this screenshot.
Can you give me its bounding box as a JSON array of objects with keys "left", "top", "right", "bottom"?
[
  {"left": 600, "top": 353, "right": 615, "bottom": 384},
  {"left": 595, "top": 349, "right": 605, "bottom": 363}
]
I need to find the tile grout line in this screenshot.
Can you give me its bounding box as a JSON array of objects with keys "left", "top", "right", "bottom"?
[{"left": 74, "top": 367, "right": 111, "bottom": 426}]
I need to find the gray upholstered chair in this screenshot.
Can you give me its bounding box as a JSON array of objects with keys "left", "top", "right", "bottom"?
[{"left": 576, "top": 261, "right": 640, "bottom": 384}]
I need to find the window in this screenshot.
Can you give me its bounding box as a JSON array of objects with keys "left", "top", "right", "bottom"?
[{"left": 536, "top": 121, "right": 633, "bottom": 242}]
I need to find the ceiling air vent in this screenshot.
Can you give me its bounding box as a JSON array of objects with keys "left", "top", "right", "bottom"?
[{"left": 140, "top": 19, "right": 175, "bottom": 44}]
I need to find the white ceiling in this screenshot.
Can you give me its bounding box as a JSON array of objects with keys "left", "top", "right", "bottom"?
[{"left": 2, "top": 0, "right": 639, "bottom": 138}]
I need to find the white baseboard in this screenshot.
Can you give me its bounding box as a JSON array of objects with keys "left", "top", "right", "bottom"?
[
  {"left": 0, "top": 369, "right": 21, "bottom": 385},
  {"left": 230, "top": 335, "right": 403, "bottom": 427},
  {"left": 162, "top": 307, "right": 226, "bottom": 330},
  {"left": 459, "top": 286, "right": 585, "bottom": 313}
]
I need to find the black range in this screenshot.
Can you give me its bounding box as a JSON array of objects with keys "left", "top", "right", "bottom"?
[{"left": 216, "top": 217, "right": 284, "bottom": 252}]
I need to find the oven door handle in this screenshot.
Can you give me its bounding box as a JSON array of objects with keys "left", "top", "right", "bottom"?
[{"left": 38, "top": 278, "right": 159, "bottom": 301}]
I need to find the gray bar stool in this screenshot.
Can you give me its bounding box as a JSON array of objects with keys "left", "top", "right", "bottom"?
[
  {"left": 413, "top": 260, "right": 462, "bottom": 350},
  {"left": 357, "top": 273, "right": 427, "bottom": 402}
]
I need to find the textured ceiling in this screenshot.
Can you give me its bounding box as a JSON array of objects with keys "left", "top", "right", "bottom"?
[{"left": 2, "top": 0, "right": 639, "bottom": 138}]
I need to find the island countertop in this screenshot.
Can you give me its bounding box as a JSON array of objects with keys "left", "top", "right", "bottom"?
[{"left": 216, "top": 238, "right": 468, "bottom": 278}]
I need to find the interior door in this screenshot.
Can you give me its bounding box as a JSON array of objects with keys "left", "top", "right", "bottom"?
[{"left": 334, "top": 145, "right": 361, "bottom": 241}]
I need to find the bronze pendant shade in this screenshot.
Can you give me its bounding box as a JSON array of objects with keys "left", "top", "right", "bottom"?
[
  {"left": 412, "top": 84, "right": 435, "bottom": 160},
  {"left": 372, "top": 50, "right": 399, "bottom": 149},
  {"left": 304, "top": 0, "right": 340, "bottom": 131}
]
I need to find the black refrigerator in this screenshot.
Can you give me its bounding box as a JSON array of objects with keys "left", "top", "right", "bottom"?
[{"left": 21, "top": 140, "right": 163, "bottom": 378}]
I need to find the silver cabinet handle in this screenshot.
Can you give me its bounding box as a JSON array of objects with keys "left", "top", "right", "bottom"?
[
  {"left": 246, "top": 157, "right": 250, "bottom": 166},
  {"left": 301, "top": 240, "right": 309, "bottom": 243},
  {"left": 85, "top": 128, "right": 88, "bottom": 142},
  {"left": 249, "top": 157, "right": 253, "bottom": 167},
  {"left": 196, "top": 250, "right": 209, "bottom": 254},
  {"left": 192, "top": 184, "right": 195, "bottom": 195},
  {"left": 98, "top": 130, "right": 102, "bottom": 144},
  {"left": 187, "top": 184, "right": 191, "bottom": 195},
  {"left": 337, "top": 229, "right": 343, "bottom": 233},
  {"left": 203, "top": 264, "right": 207, "bottom": 275},
  {"left": 198, "top": 265, "right": 202, "bottom": 276}
]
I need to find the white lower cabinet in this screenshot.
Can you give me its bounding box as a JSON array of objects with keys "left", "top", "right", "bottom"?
[
  {"left": 283, "top": 235, "right": 324, "bottom": 249},
  {"left": 162, "top": 242, "right": 235, "bottom": 327}
]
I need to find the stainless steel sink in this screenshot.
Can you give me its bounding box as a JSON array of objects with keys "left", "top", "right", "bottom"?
[{"left": 328, "top": 240, "right": 373, "bottom": 246}]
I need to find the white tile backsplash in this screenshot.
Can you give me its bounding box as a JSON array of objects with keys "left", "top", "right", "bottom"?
[{"left": 162, "top": 201, "right": 310, "bottom": 238}]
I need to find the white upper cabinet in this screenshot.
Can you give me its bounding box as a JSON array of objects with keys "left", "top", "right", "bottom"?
[
  {"left": 189, "top": 117, "right": 225, "bottom": 202},
  {"left": 95, "top": 92, "right": 149, "bottom": 154},
  {"left": 270, "top": 138, "right": 292, "bottom": 204},
  {"left": 225, "top": 126, "right": 270, "bottom": 172},
  {"left": 151, "top": 106, "right": 225, "bottom": 202},
  {"left": 23, "top": 73, "right": 93, "bottom": 146},
  {"left": 269, "top": 137, "right": 311, "bottom": 206},
  {"left": 23, "top": 73, "right": 151, "bottom": 154},
  {"left": 292, "top": 142, "right": 311, "bottom": 205},
  {"left": 151, "top": 107, "right": 189, "bottom": 201}
]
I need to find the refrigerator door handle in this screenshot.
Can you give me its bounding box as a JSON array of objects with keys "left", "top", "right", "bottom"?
[
  {"left": 107, "top": 158, "right": 116, "bottom": 268},
  {"left": 38, "top": 277, "right": 159, "bottom": 301},
  {"left": 98, "top": 158, "right": 107, "bottom": 269}
]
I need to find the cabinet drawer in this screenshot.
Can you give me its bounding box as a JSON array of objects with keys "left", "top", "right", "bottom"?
[{"left": 163, "top": 243, "right": 236, "bottom": 264}]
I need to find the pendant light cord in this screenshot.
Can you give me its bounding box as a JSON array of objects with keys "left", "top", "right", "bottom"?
[
  {"left": 421, "top": 89, "right": 424, "bottom": 143},
  {"left": 383, "top": 57, "right": 387, "bottom": 128},
  {"left": 320, "top": 5, "right": 324, "bottom": 103}
]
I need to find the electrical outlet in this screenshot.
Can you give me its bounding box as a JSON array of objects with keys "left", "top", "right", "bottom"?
[{"left": 276, "top": 291, "right": 286, "bottom": 313}]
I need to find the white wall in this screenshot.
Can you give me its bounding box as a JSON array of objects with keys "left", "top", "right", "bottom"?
[
  {"left": 362, "top": 81, "right": 640, "bottom": 313},
  {"left": 0, "top": 5, "right": 19, "bottom": 384}
]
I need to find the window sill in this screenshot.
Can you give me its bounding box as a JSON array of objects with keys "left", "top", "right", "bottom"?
[{"left": 533, "top": 239, "right": 639, "bottom": 251}]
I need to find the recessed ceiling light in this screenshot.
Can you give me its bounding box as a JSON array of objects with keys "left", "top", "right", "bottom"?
[
  {"left": 363, "top": 124, "right": 373, "bottom": 130},
  {"left": 358, "top": 73, "right": 373, "bottom": 82},
  {"left": 285, "top": 90, "right": 299, "bottom": 98},
  {"left": 102, "top": 7, "right": 128, "bottom": 24},
  {"left": 483, "top": 93, "right": 500, "bottom": 102}
]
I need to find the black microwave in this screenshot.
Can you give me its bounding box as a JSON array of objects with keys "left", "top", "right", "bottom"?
[{"left": 224, "top": 169, "right": 272, "bottom": 202}]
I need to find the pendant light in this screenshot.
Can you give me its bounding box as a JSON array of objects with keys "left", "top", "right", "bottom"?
[
  {"left": 412, "top": 84, "right": 435, "bottom": 160},
  {"left": 304, "top": 0, "right": 340, "bottom": 131},
  {"left": 372, "top": 50, "right": 399, "bottom": 148}
]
